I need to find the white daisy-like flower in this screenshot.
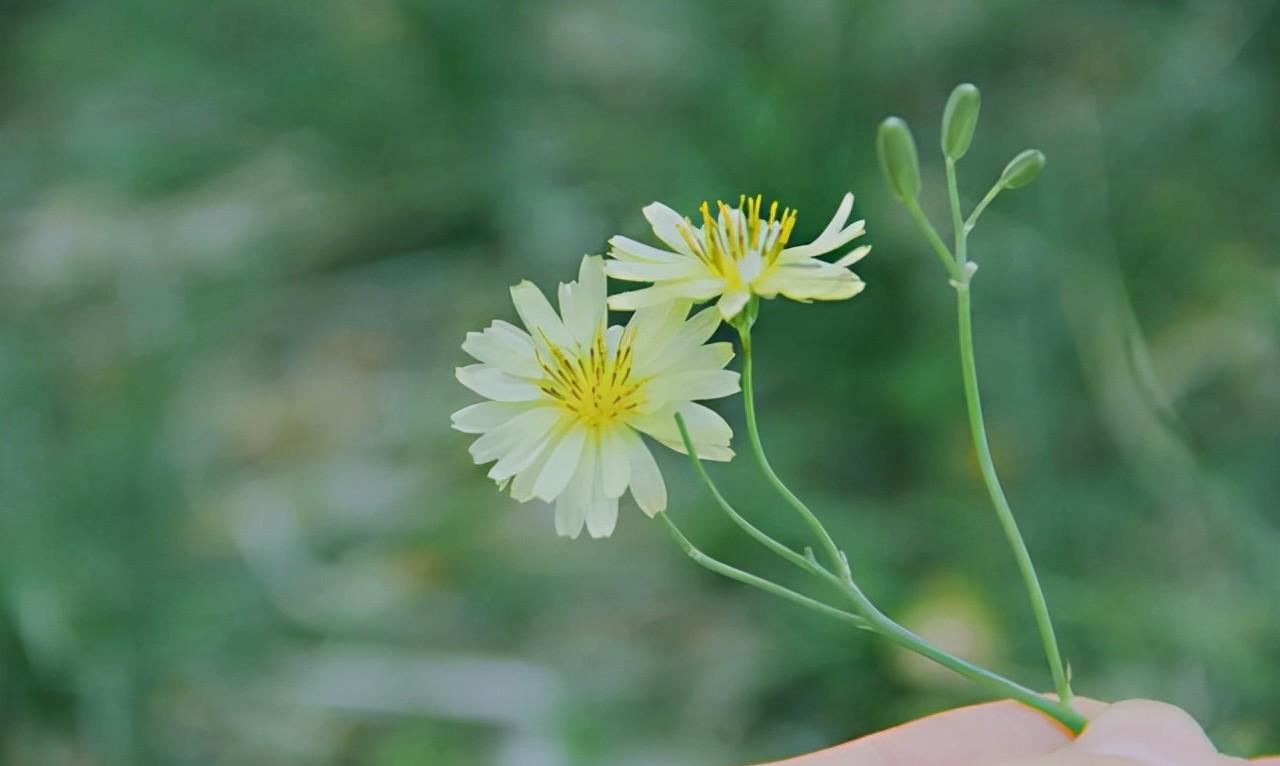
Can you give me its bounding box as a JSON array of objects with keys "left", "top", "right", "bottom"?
[
  {"left": 606, "top": 193, "right": 871, "bottom": 320},
  {"left": 452, "top": 256, "right": 740, "bottom": 539}
]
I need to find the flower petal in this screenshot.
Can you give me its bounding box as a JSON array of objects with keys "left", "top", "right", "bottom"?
[
  {"left": 608, "top": 235, "right": 690, "bottom": 264},
  {"left": 643, "top": 369, "right": 741, "bottom": 407},
  {"left": 511, "top": 435, "right": 557, "bottom": 502},
  {"left": 510, "top": 279, "right": 572, "bottom": 349},
  {"left": 628, "top": 300, "right": 690, "bottom": 370},
  {"left": 554, "top": 493, "right": 586, "bottom": 539},
  {"left": 833, "top": 245, "right": 872, "bottom": 268},
  {"left": 553, "top": 439, "right": 595, "bottom": 538},
  {"left": 487, "top": 410, "right": 562, "bottom": 481},
  {"left": 757, "top": 261, "right": 866, "bottom": 301},
  {"left": 716, "top": 289, "right": 751, "bottom": 319},
  {"left": 778, "top": 219, "right": 866, "bottom": 262},
  {"left": 451, "top": 400, "right": 537, "bottom": 434},
  {"left": 585, "top": 465, "right": 619, "bottom": 538},
  {"left": 599, "top": 426, "right": 631, "bottom": 499},
  {"left": 642, "top": 202, "right": 697, "bottom": 257},
  {"left": 630, "top": 403, "right": 734, "bottom": 461},
  {"left": 456, "top": 364, "right": 543, "bottom": 402},
  {"left": 533, "top": 424, "right": 588, "bottom": 502},
  {"left": 606, "top": 278, "right": 725, "bottom": 311},
  {"left": 605, "top": 259, "right": 706, "bottom": 283},
  {"left": 466, "top": 406, "right": 560, "bottom": 465},
  {"left": 657, "top": 341, "right": 734, "bottom": 375},
  {"left": 817, "top": 192, "right": 854, "bottom": 243},
  {"left": 461, "top": 323, "right": 541, "bottom": 378},
  {"left": 560, "top": 256, "right": 608, "bottom": 346},
  {"left": 621, "top": 428, "right": 666, "bottom": 516}
]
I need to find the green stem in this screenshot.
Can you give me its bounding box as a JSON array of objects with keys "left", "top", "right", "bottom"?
[
  {"left": 659, "top": 514, "right": 870, "bottom": 631},
  {"left": 964, "top": 182, "right": 1003, "bottom": 233},
  {"left": 681, "top": 314, "right": 1084, "bottom": 732},
  {"left": 945, "top": 159, "right": 967, "bottom": 267},
  {"left": 849, "top": 579, "right": 1086, "bottom": 732},
  {"left": 659, "top": 515, "right": 1083, "bottom": 730},
  {"left": 674, "top": 412, "right": 846, "bottom": 591},
  {"left": 904, "top": 199, "right": 961, "bottom": 281},
  {"left": 955, "top": 286, "right": 1073, "bottom": 705},
  {"left": 942, "top": 161, "right": 1073, "bottom": 706},
  {"left": 737, "top": 326, "right": 852, "bottom": 582}
]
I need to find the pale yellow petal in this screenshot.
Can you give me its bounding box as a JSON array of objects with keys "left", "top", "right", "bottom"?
[
  {"left": 461, "top": 324, "right": 540, "bottom": 378},
  {"left": 585, "top": 466, "right": 619, "bottom": 538},
  {"left": 833, "top": 244, "right": 871, "bottom": 268},
  {"left": 620, "top": 427, "right": 666, "bottom": 516},
  {"left": 716, "top": 289, "right": 751, "bottom": 319},
  {"left": 598, "top": 427, "right": 631, "bottom": 499},
  {"left": 456, "top": 364, "right": 543, "bottom": 402},
  {"left": 533, "top": 424, "right": 587, "bottom": 502},
  {"left": 451, "top": 400, "right": 537, "bottom": 434},
  {"left": 755, "top": 261, "right": 865, "bottom": 302},
  {"left": 553, "top": 440, "right": 595, "bottom": 538},
  {"left": 642, "top": 202, "right": 697, "bottom": 257},
  {"left": 607, "top": 278, "right": 724, "bottom": 312},
  {"left": 605, "top": 259, "right": 705, "bottom": 283},
  {"left": 487, "top": 410, "right": 561, "bottom": 481},
  {"left": 627, "top": 300, "right": 687, "bottom": 370},
  {"left": 466, "top": 406, "right": 559, "bottom": 465},
  {"left": 629, "top": 403, "right": 735, "bottom": 462},
  {"left": 554, "top": 494, "right": 585, "bottom": 538},
  {"left": 608, "top": 235, "right": 690, "bottom": 264},
  {"left": 643, "top": 369, "right": 740, "bottom": 408},
  {"left": 559, "top": 256, "right": 608, "bottom": 346},
  {"left": 779, "top": 219, "right": 865, "bottom": 262},
  {"left": 510, "top": 435, "right": 558, "bottom": 502},
  {"left": 510, "top": 280, "right": 572, "bottom": 349}
]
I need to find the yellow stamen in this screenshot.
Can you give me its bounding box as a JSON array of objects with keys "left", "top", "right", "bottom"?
[
  {"left": 536, "top": 325, "right": 646, "bottom": 430},
  {"left": 685, "top": 194, "right": 799, "bottom": 282}
]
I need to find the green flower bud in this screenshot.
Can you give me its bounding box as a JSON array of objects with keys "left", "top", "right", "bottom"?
[
  {"left": 999, "top": 149, "right": 1046, "bottom": 189},
  {"left": 941, "top": 83, "right": 981, "bottom": 160},
  {"left": 877, "top": 117, "right": 921, "bottom": 202}
]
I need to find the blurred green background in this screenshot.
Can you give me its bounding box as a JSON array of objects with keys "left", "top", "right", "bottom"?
[{"left": 2, "top": 1, "right": 1278, "bottom": 764}]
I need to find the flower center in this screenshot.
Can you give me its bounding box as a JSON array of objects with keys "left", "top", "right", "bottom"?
[
  {"left": 678, "top": 194, "right": 798, "bottom": 284},
  {"left": 536, "top": 325, "right": 645, "bottom": 429}
]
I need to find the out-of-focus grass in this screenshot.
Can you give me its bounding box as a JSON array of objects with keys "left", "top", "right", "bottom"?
[{"left": 1, "top": 1, "right": 1277, "bottom": 764}]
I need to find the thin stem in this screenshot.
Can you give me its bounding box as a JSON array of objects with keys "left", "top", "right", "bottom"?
[
  {"left": 964, "top": 182, "right": 1003, "bottom": 233},
  {"left": 737, "top": 326, "right": 852, "bottom": 582},
  {"left": 857, "top": 588, "right": 1085, "bottom": 731},
  {"left": 955, "top": 287, "right": 1073, "bottom": 705},
  {"left": 942, "top": 165, "right": 1073, "bottom": 705},
  {"left": 904, "top": 199, "right": 962, "bottom": 281},
  {"left": 945, "top": 158, "right": 967, "bottom": 268},
  {"left": 818, "top": 550, "right": 1084, "bottom": 731},
  {"left": 659, "top": 514, "right": 870, "bottom": 631},
  {"left": 674, "top": 412, "right": 846, "bottom": 591}
]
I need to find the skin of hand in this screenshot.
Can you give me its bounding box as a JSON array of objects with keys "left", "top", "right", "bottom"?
[{"left": 757, "top": 699, "right": 1280, "bottom": 766}]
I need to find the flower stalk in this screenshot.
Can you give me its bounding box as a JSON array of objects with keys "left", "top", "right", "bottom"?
[
  {"left": 948, "top": 183, "right": 1073, "bottom": 708},
  {"left": 733, "top": 313, "right": 853, "bottom": 582},
  {"left": 672, "top": 322, "right": 1086, "bottom": 731},
  {"left": 882, "top": 83, "right": 1074, "bottom": 708}
]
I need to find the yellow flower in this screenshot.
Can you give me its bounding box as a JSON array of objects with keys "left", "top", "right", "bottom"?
[
  {"left": 606, "top": 193, "right": 870, "bottom": 319},
  {"left": 453, "top": 256, "right": 739, "bottom": 538}
]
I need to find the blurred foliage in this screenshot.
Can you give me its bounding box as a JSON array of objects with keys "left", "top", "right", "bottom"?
[{"left": 1, "top": 0, "right": 1278, "bottom": 764}]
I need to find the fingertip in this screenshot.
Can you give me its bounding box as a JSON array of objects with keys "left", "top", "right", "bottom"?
[{"left": 1074, "top": 700, "right": 1218, "bottom": 763}]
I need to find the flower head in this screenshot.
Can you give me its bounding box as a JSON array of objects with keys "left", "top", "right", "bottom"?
[
  {"left": 606, "top": 193, "right": 870, "bottom": 320},
  {"left": 453, "top": 256, "right": 739, "bottom": 539}
]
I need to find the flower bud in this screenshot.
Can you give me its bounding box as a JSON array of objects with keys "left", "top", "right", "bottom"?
[
  {"left": 941, "top": 83, "right": 980, "bottom": 160},
  {"left": 877, "top": 117, "right": 921, "bottom": 202},
  {"left": 999, "top": 149, "right": 1046, "bottom": 189}
]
